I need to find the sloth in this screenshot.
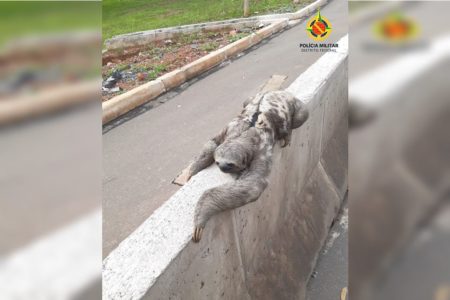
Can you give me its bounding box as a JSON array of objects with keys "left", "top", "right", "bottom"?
[{"left": 187, "top": 90, "right": 309, "bottom": 242}]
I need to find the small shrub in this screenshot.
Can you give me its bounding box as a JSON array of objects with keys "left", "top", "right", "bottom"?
[
  {"left": 200, "top": 41, "right": 219, "bottom": 52},
  {"left": 148, "top": 63, "right": 168, "bottom": 80},
  {"left": 154, "top": 64, "right": 167, "bottom": 73},
  {"left": 148, "top": 70, "right": 158, "bottom": 80}
]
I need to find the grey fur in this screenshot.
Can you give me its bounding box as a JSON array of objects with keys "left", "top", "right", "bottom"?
[{"left": 189, "top": 91, "right": 309, "bottom": 242}]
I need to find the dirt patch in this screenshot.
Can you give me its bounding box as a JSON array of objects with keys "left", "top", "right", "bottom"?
[{"left": 102, "top": 28, "right": 258, "bottom": 101}]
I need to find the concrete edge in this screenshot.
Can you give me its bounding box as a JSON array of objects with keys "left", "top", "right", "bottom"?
[
  {"left": 286, "top": 34, "right": 348, "bottom": 104},
  {"left": 101, "top": 19, "right": 288, "bottom": 125},
  {"left": 104, "top": 0, "right": 328, "bottom": 51},
  {"left": 0, "top": 209, "right": 101, "bottom": 299},
  {"left": 102, "top": 167, "right": 234, "bottom": 299},
  {"left": 349, "top": 34, "right": 450, "bottom": 107},
  {"left": 102, "top": 35, "right": 348, "bottom": 300},
  {"left": 0, "top": 80, "right": 100, "bottom": 126}
]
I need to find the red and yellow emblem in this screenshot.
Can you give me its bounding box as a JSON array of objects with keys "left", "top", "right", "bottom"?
[
  {"left": 306, "top": 10, "right": 332, "bottom": 41},
  {"left": 373, "top": 12, "right": 419, "bottom": 43}
]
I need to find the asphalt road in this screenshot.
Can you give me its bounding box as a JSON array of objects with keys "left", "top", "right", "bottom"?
[
  {"left": 371, "top": 202, "right": 450, "bottom": 300},
  {"left": 306, "top": 203, "right": 348, "bottom": 300},
  {"left": 0, "top": 103, "right": 101, "bottom": 255},
  {"left": 102, "top": 0, "right": 348, "bottom": 257}
]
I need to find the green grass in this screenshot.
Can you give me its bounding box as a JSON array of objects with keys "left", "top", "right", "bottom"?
[
  {"left": 103, "top": 0, "right": 312, "bottom": 41},
  {"left": 148, "top": 64, "right": 168, "bottom": 79},
  {"left": 0, "top": 2, "right": 101, "bottom": 47},
  {"left": 200, "top": 41, "right": 219, "bottom": 52}
]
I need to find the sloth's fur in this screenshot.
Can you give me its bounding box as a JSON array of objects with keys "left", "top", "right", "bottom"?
[{"left": 188, "top": 90, "right": 309, "bottom": 242}]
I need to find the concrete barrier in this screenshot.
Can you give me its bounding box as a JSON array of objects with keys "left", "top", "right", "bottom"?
[
  {"left": 349, "top": 35, "right": 450, "bottom": 300},
  {"left": 103, "top": 35, "right": 348, "bottom": 300}
]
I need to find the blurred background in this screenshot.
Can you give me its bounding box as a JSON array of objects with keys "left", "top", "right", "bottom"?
[
  {"left": 0, "top": 1, "right": 101, "bottom": 299},
  {"left": 349, "top": 1, "right": 450, "bottom": 300}
]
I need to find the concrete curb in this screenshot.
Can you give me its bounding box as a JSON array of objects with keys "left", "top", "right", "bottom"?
[
  {"left": 291, "top": 0, "right": 327, "bottom": 19},
  {"left": 102, "top": 19, "right": 288, "bottom": 124},
  {"left": 0, "top": 80, "right": 100, "bottom": 126},
  {"left": 103, "top": 35, "right": 348, "bottom": 300},
  {"left": 255, "top": 0, "right": 327, "bottom": 21},
  {"left": 104, "top": 19, "right": 263, "bottom": 51},
  {"left": 103, "top": 79, "right": 166, "bottom": 124},
  {"left": 102, "top": 0, "right": 330, "bottom": 125}
]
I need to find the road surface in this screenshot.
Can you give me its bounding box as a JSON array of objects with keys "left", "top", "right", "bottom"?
[
  {"left": 306, "top": 203, "right": 348, "bottom": 300},
  {"left": 103, "top": 0, "right": 348, "bottom": 257}
]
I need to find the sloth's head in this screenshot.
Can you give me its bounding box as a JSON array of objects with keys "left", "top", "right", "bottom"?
[{"left": 214, "top": 129, "right": 260, "bottom": 174}]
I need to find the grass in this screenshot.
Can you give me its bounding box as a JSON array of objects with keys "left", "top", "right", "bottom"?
[
  {"left": 103, "top": 0, "right": 312, "bottom": 41},
  {"left": 0, "top": 2, "right": 101, "bottom": 47},
  {"left": 148, "top": 64, "right": 168, "bottom": 80},
  {"left": 200, "top": 41, "right": 219, "bottom": 52}
]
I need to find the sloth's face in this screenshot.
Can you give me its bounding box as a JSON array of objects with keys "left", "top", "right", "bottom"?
[
  {"left": 214, "top": 130, "right": 260, "bottom": 174},
  {"left": 214, "top": 142, "right": 248, "bottom": 174}
]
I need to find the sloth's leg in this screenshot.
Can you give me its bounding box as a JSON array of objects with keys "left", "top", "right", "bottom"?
[
  {"left": 192, "top": 180, "right": 268, "bottom": 242},
  {"left": 192, "top": 151, "right": 271, "bottom": 242},
  {"left": 277, "top": 119, "right": 292, "bottom": 148},
  {"left": 291, "top": 98, "right": 309, "bottom": 129},
  {"left": 188, "top": 140, "right": 218, "bottom": 179},
  {"left": 188, "top": 128, "right": 227, "bottom": 180},
  {"left": 279, "top": 97, "right": 308, "bottom": 147},
  {"left": 280, "top": 128, "right": 292, "bottom": 147}
]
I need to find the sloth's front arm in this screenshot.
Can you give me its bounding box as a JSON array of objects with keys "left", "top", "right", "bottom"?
[
  {"left": 192, "top": 150, "right": 271, "bottom": 242},
  {"left": 188, "top": 128, "right": 227, "bottom": 180}
]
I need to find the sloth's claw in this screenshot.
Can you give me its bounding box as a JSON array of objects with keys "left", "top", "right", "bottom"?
[{"left": 192, "top": 227, "right": 203, "bottom": 243}]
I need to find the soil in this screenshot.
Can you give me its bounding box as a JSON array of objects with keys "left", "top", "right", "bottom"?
[{"left": 102, "top": 28, "right": 258, "bottom": 101}]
